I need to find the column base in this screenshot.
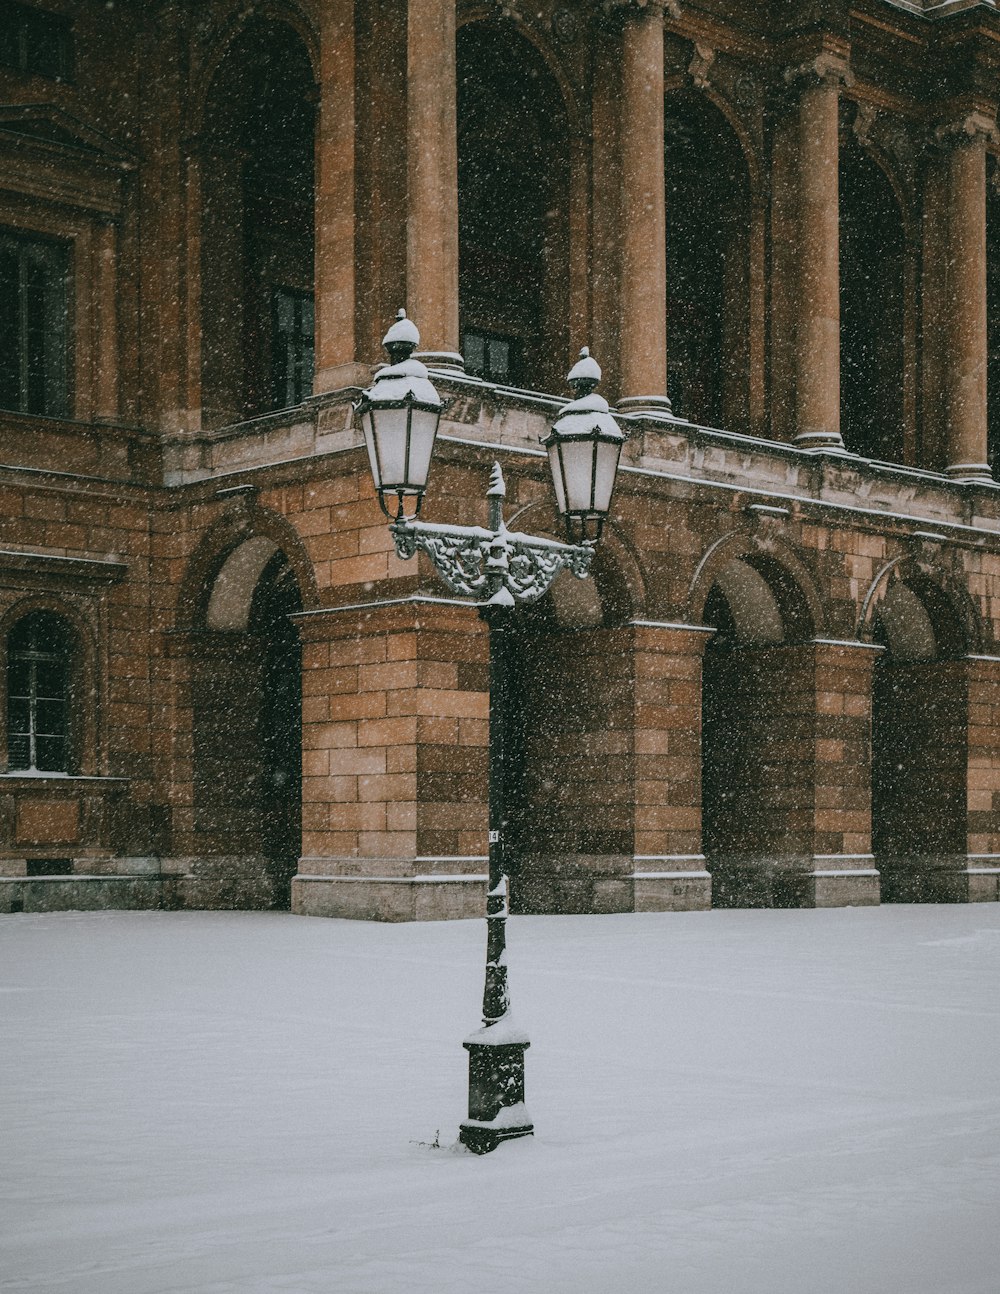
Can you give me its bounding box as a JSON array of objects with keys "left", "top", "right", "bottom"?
[
  {"left": 616, "top": 393, "right": 676, "bottom": 420},
  {"left": 709, "top": 855, "right": 879, "bottom": 908},
  {"left": 879, "top": 855, "right": 992, "bottom": 904},
  {"left": 944, "top": 462, "right": 995, "bottom": 484},
  {"left": 793, "top": 429, "right": 847, "bottom": 451}
]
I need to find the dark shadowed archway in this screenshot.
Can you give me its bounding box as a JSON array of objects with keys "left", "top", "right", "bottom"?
[
  {"left": 664, "top": 93, "right": 751, "bottom": 431},
  {"left": 840, "top": 146, "right": 905, "bottom": 462},
  {"left": 457, "top": 21, "right": 570, "bottom": 393},
  {"left": 199, "top": 19, "right": 316, "bottom": 428},
  {"left": 871, "top": 573, "right": 968, "bottom": 902},
  {"left": 700, "top": 551, "right": 817, "bottom": 907}
]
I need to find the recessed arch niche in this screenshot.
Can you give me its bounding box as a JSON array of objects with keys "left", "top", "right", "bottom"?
[
  {"left": 871, "top": 572, "right": 969, "bottom": 902},
  {"left": 699, "top": 550, "right": 817, "bottom": 907},
  {"left": 185, "top": 536, "right": 304, "bottom": 908}
]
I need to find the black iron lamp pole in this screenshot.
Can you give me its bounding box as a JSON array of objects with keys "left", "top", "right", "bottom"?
[{"left": 357, "top": 313, "right": 626, "bottom": 1153}]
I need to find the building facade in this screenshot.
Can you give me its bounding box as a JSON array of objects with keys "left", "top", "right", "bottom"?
[{"left": 3, "top": 0, "right": 1000, "bottom": 918}]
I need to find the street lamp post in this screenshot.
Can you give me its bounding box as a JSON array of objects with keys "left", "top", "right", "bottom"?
[{"left": 357, "top": 311, "right": 626, "bottom": 1153}]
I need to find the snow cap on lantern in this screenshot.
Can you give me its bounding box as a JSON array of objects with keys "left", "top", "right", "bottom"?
[
  {"left": 544, "top": 347, "right": 626, "bottom": 542},
  {"left": 356, "top": 309, "right": 444, "bottom": 518}
]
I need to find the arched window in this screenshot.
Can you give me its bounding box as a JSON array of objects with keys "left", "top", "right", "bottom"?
[{"left": 6, "top": 611, "right": 75, "bottom": 773}]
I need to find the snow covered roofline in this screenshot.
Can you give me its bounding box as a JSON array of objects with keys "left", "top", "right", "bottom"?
[{"left": 879, "top": 0, "right": 996, "bottom": 16}]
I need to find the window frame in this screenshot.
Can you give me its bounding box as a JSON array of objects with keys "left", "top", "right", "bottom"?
[
  {"left": 2, "top": 609, "right": 84, "bottom": 777},
  {"left": 0, "top": 227, "right": 71, "bottom": 419}
]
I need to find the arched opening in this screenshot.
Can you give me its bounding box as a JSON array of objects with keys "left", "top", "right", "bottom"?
[
  {"left": 189, "top": 539, "right": 303, "bottom": 908},
  {"left": 665, "top": 94, "right": 751, "bottom": 430},
  {"left": 457, "top": 22, "right": 570, "bottom": 393},
  {"left": 840, "top": 146, "right": 905, "bottom": 461},
  {"left": 871, "top": 575, "right": 968, "bottom": 902},
  {"left": 199, "top": 19, "right": 316, "bottom": 429},
  {"left": 987, "top": 158, "right": 1000, "bottom": 476},
  {"left": 700, "top": 552, "right": 816, "bottom": 907},
  {"left": 505, "top": 551, "right": 635, "bottom": 914}
]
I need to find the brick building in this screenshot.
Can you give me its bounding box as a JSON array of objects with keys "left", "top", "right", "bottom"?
[{"left": 3, "top": 0, "right": 1000, "bottom": 918}]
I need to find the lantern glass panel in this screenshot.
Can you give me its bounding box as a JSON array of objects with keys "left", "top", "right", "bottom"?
[
  {"left": 361, "top": 408, "right": 383, "bottom": 491},
  {"left": 547, "top": 442, "right": 567, "bottom": 515},
  {"left": 370, "top": 406, "right": 411, "bottom": 489},
  {"left": 405, "top": 406, "right": 439, "bottom": 494},
  {"left": 558, "top": 437, "right": 599, "bottom": 514},
  {"left": 593, "top": 439, "right": 623, "bottom": 515}
]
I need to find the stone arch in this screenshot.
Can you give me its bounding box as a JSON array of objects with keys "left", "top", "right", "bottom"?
[
  {"left": 176, "top": 501, "right": 320, "bottom": 633},
  {"left": 688, "top": 529, "right": 826, "bottom": 640},
  {"left": 857, "top": 555, "right": 983, "bottom": 657},
  {"left": 0, "top": 594, "right": 99, "bottom": 776},
  {"left": 457, "top": 5, "right": 583, "bottom": 136},
  {"left": 456, "top": 17, "right": 574, "bottom": 391},
  {"left": 188, "top": 0, "right": 320, "bottom": 140}
]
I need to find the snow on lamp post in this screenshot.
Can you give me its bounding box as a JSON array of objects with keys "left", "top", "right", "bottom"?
[{"left": 357, "top": 318, "right": 625, "bottom": 1154}]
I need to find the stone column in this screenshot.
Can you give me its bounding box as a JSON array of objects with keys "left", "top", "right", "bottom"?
[
  {"left": 938, "top": 114, "right": 994, "bottom": 482},
  {"left": 785, "top": 53, "right": 850, "bottom": 450},
  {"left": 406, "top": 0, "right": 463, "bottom": 371},
  {"left": 617, "top": 1, "right": 673, "bottom": 418},
  {"left": 314, "top": 0, "right": 362, "bottom": 392}
]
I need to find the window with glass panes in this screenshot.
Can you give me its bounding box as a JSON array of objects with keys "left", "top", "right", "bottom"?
[
  {"left": 462, "top": 329, "right": 518, "bottom": 384},
  {"left": 0, "top": 231, "right": 70, "bottom": 418},
  {"left": 271, "top": 287, "right": 314, "bottom": 409},
  {"left": 6, "top": 612, "right": 74, "bottom": 773}
]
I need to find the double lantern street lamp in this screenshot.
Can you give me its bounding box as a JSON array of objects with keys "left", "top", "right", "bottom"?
[{"left": 357, "top": 310, "right": 626, "bottom": 1153}]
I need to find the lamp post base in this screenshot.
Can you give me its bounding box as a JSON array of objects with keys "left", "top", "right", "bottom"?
[
  {"left": 458, "top": 1033, "right": 532, "bottom": 1154},
  {"left": 459, "top": 1119, "right": 534, "bottom": 1156}
]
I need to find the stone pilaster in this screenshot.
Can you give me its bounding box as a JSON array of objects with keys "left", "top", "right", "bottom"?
[
  {"left": 406, "top": 0, "right": 463, "bottom": 372},
  {"left": 937, "top": 113, "right": 996, "bottom": 482},
  {"left": 784, "top": 53, "right": 851, "bottom": 451},
  {"left": 630, "top": 621, "right": 714, "bottom": 911},
  {"left": 616, "top": 1, "right": 673, "bottom": 418}
]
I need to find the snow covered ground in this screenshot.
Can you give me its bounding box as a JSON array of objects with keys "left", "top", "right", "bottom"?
[{"left": 2, "top": 906, "right": 999, "bottom": 1294}]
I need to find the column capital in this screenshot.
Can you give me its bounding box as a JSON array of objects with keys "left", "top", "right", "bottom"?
[
  {"left": 599, "top": 0, "right": 678, "bottom": 19},
  {"left": 933, "top": 109, "right": 999, "bottom": 152},
  {"left": 783, "top": 51, "right": 853, "bottom": 92}
]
